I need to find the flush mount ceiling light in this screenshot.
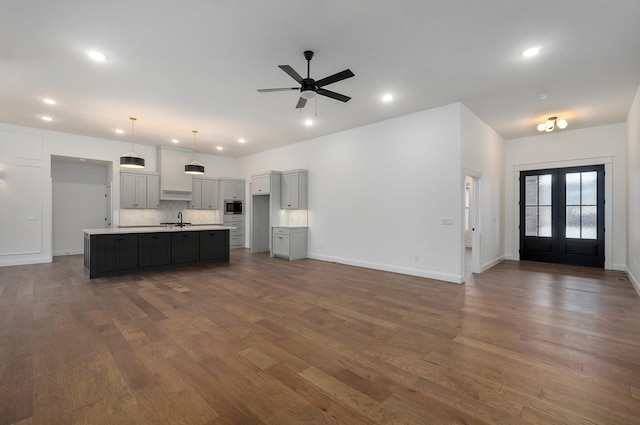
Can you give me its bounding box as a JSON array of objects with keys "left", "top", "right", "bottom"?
[
  {"left": 120, "top": 117, "right": 145, "bottom": 168},
  {"left": 382, "top": 93, "right": 393, "bottom": 102},
  {"left": 522, "top": 46, "right": 541, "bottom": 58},
  {"left": 304, "top": 119, "right": 314, "bottom": 127},
  {"left": 537, "top": 116, "right": 568, "bottom": 132},
  {"left": 185, "top": 130, "right": 205, "bottom": 175},
  {"left": 238, "top": 138, "right": 246, "bottom": 144},
  {"left": 41, "top": 116, "right": 53, "bottom": 122},
  {"left": 43, "top": 98, "right": 56, "bottom": 105},
  {"left": 87, "top": 50, "right": 107, "bottom": 62}
]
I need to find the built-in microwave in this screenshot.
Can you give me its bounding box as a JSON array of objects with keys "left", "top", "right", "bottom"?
[{"left": 224, "top": 200, "right": 243, "bottom": 215}]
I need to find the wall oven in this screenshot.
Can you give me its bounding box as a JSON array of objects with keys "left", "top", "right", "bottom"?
[{"left": 224, "top": 200, "right": 243, "bottom": 215}]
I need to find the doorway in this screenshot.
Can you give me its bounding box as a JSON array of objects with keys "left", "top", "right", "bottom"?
[
  {"left": 463, "top": 171, "right": 481, "bottom": 277},
  {"left": 519, "top": 165, "right": 605, "bottom": 267}
]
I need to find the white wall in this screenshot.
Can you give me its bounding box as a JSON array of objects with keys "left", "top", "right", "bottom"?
[
  {"left": 52, "top": 161, "right": 108, "bottom": 255},
  {"left": 626, "top": 86, "right": 640, "bottom": 294},
  {"left": 239, "top": 103, "right": 466, "bottom": 283},
  {"left": 460, "top": 104, "right": 505, "bottom": 273},
  {"left": 504, "top": 123, "right": 627, "bottom": 270},
  {"left": 0, "top": 123, "right": 240, "bottom": 267}
]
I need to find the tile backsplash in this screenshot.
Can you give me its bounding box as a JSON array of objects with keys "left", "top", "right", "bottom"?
[{"left": 119, "top": 201, "right": 221, "bottom": 226}]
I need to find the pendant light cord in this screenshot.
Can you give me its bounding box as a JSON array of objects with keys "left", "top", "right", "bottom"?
[
  {"left": 192, "top": 130, "right": 198, "bottom": 162},
  {"left": 130, "top": 117, "right": 137, "bottom": 153}
]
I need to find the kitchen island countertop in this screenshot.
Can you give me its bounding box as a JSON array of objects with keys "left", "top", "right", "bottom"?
[{"left": 82, "top": 225, "right": 236, "bottom": 235}]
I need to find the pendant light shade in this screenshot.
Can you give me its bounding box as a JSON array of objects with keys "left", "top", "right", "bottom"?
[
  {"left": 185, "top": 130, "right": 205, "bottom": 175},
  {"left": 120, "top": 117, "right": 145, "bottom": 168}
]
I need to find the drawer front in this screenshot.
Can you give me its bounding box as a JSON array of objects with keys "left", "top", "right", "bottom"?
[
  {"left": 272, "top": 234, "right": 290, "bottom": 257},
  {"left": 230, "top": 229, "right": 245, "bottom": 238},
  {"left": 273, "top": 227, "right": 289, "bottom": 236},
  {"left": 230, "top": 235, "right": 244, "bottom": 246}
]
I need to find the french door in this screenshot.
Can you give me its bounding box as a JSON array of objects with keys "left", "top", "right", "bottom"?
[{"left": 520, "top": 165, "right": 604, "bottom": 268}]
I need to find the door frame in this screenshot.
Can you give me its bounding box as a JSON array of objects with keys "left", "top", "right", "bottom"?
[
  {"left": 462, "top": 168, "right": 481, "bottom": 278},
  {"left": 512, "top": 156, "right": 613, "bottom": 269}
]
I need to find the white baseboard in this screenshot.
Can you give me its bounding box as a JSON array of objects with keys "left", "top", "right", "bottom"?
[
  {"left": 503, "top": 254, "right": 515, "bottom": 260},
  {"left": 481, "top": 255, "right": 505, "bottom": 272},
  {"left": 53, "top": 249, "right": 83, "bottom": 257},
  {"left": 307, "top": 253, "right": 464, "bottom": 284},
  {"left": 0, "top": 255, "right": 52, "bottom": 267},
  {"left": 611, "top": 263, "right": 626, "bottom": 272},
  {"left": 626, "top": 267, "right": 640, "bottom": 297}
]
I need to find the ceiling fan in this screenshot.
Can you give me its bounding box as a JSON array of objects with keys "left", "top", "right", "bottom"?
[{"left": 257, "top": 50, "right": 355, "bottom": 109}]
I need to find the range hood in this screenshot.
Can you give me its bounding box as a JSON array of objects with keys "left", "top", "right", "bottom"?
[{"left": 157, "top": 146, "right": 193, "bottom": 201}]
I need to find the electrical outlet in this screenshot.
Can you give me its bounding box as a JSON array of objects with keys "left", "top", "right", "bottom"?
[{"left": 441, "top": 218, "right": 454, "bottom": 225}]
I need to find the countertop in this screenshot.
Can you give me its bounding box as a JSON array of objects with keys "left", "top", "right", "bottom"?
[{"left": 82, "top": 225, "right": 236, "bottom": 235}]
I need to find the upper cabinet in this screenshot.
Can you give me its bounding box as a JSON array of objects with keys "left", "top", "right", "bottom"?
[
  {"left": 221, "top": 179, "right": 245, "bottom": 200},
  {"left": 281, "top": 169, "right": 308, "bottom": 209},
  {"left": 121, "top": 171, "right": 160, "bottom": 209},
  {"left": 251, "top": 174, "right": 271, "bottom": 195},
  {"left": 190, "top": 178, "right": 219, "bottom": 210},
  {"left": 157, "top": 146, "right": 193, "bottom": 201}
]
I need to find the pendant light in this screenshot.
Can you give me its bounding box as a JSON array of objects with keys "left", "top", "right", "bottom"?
[
  {"left": 185, "top": 130, "right": 205, "bottom": 174},
  {"left": 120, "top": 117, "right": 145, "bottom": 168}
]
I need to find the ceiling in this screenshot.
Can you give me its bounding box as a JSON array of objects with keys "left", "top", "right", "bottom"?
[{"left": 2, "top": 1, "right": 640, "bottom": 158}]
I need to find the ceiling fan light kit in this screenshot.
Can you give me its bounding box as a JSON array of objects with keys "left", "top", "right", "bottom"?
[
  {"left": 258, "top": 50, "right": 355, "bottom": 109},
  {"left": 120, "top": 117, "right": 145, "bottom": 169}
]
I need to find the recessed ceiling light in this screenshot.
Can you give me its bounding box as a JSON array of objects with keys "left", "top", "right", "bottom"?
[
  {"left": 304, "top": 119, "right": 314, "bottom": 126},
  {"left": 41, "top": 116, "right": 53, "bottom": 122},
  {"left": 238, "top": 138, "right": 246, "bottom": 144},
  {"left": 87, "top": 50, "right": 107, "bottom": 62},
  {"left": 522, "top": 47, "right": 541, "bottom": 58},
  {"left": 43, "top": 98, "right": 56, "bottom": 105},
  {"left": 382, "top": 94, "right": 393, "bottom": 102},
  {"left": 216, "top": 146, "right": 223, "bottom": 151},
  {"left": 115, "top": 129, "right": 124, "bottom": 134},
  {"left": 171, "top": 139, "right": 179, "bottom": 144},
  {"left": 538, "top": 92, "right": 549, "bottom": 100}
]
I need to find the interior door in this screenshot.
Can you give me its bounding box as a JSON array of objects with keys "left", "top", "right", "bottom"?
[{"left": 520, "top": 165, "right": 604, "bottom": 268}]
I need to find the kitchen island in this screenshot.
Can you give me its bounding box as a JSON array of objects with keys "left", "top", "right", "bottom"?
[{"left": 83, "top": 225, "right": 235, "bottom": 279}]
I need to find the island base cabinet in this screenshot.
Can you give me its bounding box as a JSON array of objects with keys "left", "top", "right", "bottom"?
[
  {"left": 200, "top": 230, "right": 230, "bottom": 261},
  {"left": 171, "top": 232, "right": 200, "bottom": 264},
  {"left": 138, "top": 233, "right": 171, "bottom": 268},
  {"left": 84, "top": 229, "right": 232, "bottom": 279},
  {"left": 272, "top": 227, "right": 307, "bottom": 260}
]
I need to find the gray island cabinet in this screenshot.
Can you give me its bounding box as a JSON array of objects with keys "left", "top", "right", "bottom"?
[{"left": 83, "top": 225, "right": 233, "bottom": 279}]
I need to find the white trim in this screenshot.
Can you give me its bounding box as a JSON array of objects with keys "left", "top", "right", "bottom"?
[
  {"left": 307, "top": 253, "right": 464, "bottom": 284},
  {"left": 0, "top": 255, "right": 52, "bottom": 267},
  {"left": 626, "top": 266, "right": 640, "bottom": 297},
  {"left": 53, "top": 249, "right": 84, "bottom": 256},
  {"left": 481, "top": 255, "right": 505, "bottom": 272},
  {"left": 462, "top": 168, "right": 482, "bottom": 280},
  {"left": 512, "top": 156, "right": 614, "bottom": 270}
]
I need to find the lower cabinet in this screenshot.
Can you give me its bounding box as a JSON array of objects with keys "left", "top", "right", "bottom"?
[
  {"left": 272, "top": 227, "right": 308, "bottom": 260},
  {"left": 84, "top": 229, "right": 231, "bottom": 278},
  {"left": 171, "top": 232, "right": 200, "bottom": 264},
  {"left": 98, "top": 234, "right": 139, "bottom": 272},
  {"left": 200, "top": 230, "right": 230, "bottom": 261},
  {"left": 138, "top": 233, "right": 171, "bottom": 268}
]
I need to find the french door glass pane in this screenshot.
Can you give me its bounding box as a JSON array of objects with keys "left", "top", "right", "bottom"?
[
  {"left": 539, "top": 174, "right": 552, "bottom": 205},
  {"left": 525, "top": 207, "right": 538, "bottom": 236},
  {"left": 582, "top": 206, "right": 597, "bottom": 239},
  {"left": 582, "top": 171, "right": 597, "bottom": 205},
  {"left": 566, "top": 206, "right": 581, "bottom": 238},
  {"left": 525, "top": 176, "right": 538, "bottom": 206},
  {"left": 566, "top": 173, "right": 581, "bottom": 205},
  {"left": 539, "top": 206, "right": 552, "bottom": 237}
]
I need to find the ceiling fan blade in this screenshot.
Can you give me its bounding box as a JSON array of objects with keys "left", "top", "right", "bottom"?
[
  {"left": 315, "top": 69, "right": 355, "bottom": 88},
  {"left": 278, "top": 65, "right": 304, "bottom": 83},
  {"left": 317, "top": 88, "right": 351, "bottom": 103},
  {"left": 295, "top": 97, "right": 307, "bottom": 109},
  {"left": 257, "top": 87, "right": 299, "bottom": 93}
]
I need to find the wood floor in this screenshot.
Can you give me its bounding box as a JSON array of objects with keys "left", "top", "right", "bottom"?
[{"left": 1, "top": 250, "right": 639, "bottom": 425}]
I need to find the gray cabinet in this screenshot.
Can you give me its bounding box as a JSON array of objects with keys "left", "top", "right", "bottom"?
[
  {"left": 281, "top": 170, "right": 308, "bottom": 209},
  {"left": 121, "top": 172, "right": 159, "bottom": 209},
  {"left": 190, "top": 178, "right": 219, "bottom": 210},
  {"left": 221, "top": 180, "right": 245, "bottom": 200},
  {"left": 251, "top": 174, "right": 271, "bottom": 194},
  {"left": 223, "top": 214, "right": 245, "bottom": 248},
  {"left": 272, "top": 227, "right": 307, "bottom": 260}
]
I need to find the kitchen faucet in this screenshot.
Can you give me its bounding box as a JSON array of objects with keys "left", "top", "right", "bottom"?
[{"left": 177, "top": 211, "right": 183, "bottom": 226}]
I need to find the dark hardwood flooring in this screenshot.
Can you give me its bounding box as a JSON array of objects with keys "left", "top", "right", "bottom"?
[{"left": 1, "top": 250, "right": 639, "bottom": 424}]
